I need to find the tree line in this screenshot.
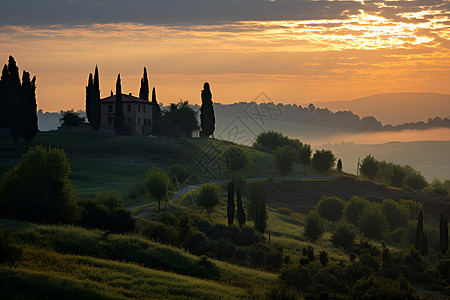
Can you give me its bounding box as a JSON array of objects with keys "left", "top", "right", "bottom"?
[{"left": 0, "top": 56, "right": 38, "bottom": 142}]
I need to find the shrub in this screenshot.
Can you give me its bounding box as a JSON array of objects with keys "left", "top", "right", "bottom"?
[
  {"left": 398, "top": 199, "right": 423, "bottom": 220},
  {"left": 404, "top": 168, "right": 427, "bottom": 190},
  {"left": 316, "top": 195, "right": 345, "bottom": 222},
  {"left": 0, "top": 228, "right": 22, "bottom": 266},
  {"left": 331, "top": 223, "right": 355, "bottom": 250},
  {"left": 222, "top": 146, "right": 252, "bottom": 172},
  {"left": 381, "top": 199, "right": 409, "bottom": 230},
  {"left": 273, "top": 145, "right": 298, "bottom": 177},
  {"left": 319, "top": 251, "right": 329, "bottom": 266},
  {"left": 304, "top": 211, "right": 324, "bottom": 242},
  {"left": 359, "top": 155, "right": 379, "bottom": 180},
  {"left": 0, "top": 145, "right": 79, "bottom": 224},
  {"left": 358, "top": 204, "right": 388, "bottom": 240},
  {"left": 142, "top": 220, "right": 179, "bottom": 246},
  {"left": 344, "top": 196, "right": 369, "bottom": 225}
]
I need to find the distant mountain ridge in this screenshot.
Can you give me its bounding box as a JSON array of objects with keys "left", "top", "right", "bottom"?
[{"left": 311, "top": 92, "right": 450, "bottom": 125}]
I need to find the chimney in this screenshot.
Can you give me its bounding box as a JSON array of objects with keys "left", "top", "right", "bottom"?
[{"left": 129, "top": 93, "right": 132, "bottom": 96}]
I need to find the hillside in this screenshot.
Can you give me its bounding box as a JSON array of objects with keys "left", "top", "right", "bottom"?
[{"left": 312, "top": 92, "right": 450, "bottom": 125}]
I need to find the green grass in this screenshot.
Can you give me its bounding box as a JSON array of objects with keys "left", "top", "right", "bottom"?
[{"left": 0, "top": 131, "right": 320, "bottom": 207}]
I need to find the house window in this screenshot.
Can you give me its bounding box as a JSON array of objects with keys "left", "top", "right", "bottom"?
[
  {"left": 108, "top": 105, "right": 113, "bottom": 112},
  {"left": 144, "top": 119, "right": 147, "bottom": 126},
  {"left": 138, "top": 118, "right": 141, "bottom": 125},
  {"left": 138, "top": 105, "right": 140, "bottom": 112},
  {"left": 128, "top": 118, "right": 131, "bottom": 124},
  {"left": 128, "top": 105, "right": 131, "bottom": 112}
]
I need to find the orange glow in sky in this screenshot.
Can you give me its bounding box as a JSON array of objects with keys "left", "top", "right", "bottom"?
[{"left": 1, "top": 3, "right": 450, "bottom": 112}]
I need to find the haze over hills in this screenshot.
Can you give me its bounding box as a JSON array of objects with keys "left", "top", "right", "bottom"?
[{"left": 311, "top": 92, "right": 450, "bottom": 125}]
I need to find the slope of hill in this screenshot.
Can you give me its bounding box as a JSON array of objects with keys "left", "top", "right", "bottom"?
[{"left": 312, "top": 92, "right": 450, "bottom": 125}]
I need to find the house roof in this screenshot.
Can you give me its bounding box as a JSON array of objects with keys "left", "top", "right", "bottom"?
[{"left": 101, "top": 94, "right": 157, "bottom": 104}]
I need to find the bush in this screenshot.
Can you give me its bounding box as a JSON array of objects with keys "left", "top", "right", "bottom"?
[
  {"left": 222, "top": 146, "right": 252, "bottom": 172},
  {"left": 316, "top": 195, "right": 345, "bottom": 222},
  {"left": 358, "top": 204, "right": 388, "bottom": 240},
  {"left": 0, "top": 228, "right": 22, "bottom": 266},
  {"left": 273, "top": 145, "right": 298, "bottom": 177},
  {"left": 381, "top": 199, "right": 409, "bottom": 230},
  {"left": 0, "top": 145, "right": 79, "bottom": 224},
  {"left": 404, "top": 168, "right": 427, "bottom": 190},
  {"left": 78, "top": 191, "right": 135, "bottom": 233},
  {"left": 311, "top": 149, "right": 336, "bottom": 173},
  {"left": 331, "top": 223, "right": 355, "bottom": 250},
  {"left": 359, "top": 155, "right": 379, "bottom": 180},
  {"left": 253, "top": 130, "right": 291, "bottom": 152},
  {"left": 344, "top": 196, "right": 369, "bottom": 225},
  {"left": 304, "top": 211, "right": 325, "bottom": 242},
  {"left": 142, "top": 220, "right": 179, "bottom": 246},
  {"left": 398, "top": 199, "right": 423, "bottom": 220}
]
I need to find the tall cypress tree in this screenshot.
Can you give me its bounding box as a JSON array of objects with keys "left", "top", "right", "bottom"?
[
  {"left": 200, "top": 82, "right": 215, "bottom": 137},
  {"left": 21, "top": 71, "right": 38, "bottom": 142},
  {"left": 415, "top": 210, "right": 424, "bottom": 250},
  {"left": 441, "top": 215, "right": 448, "bottom": 255},
  {"left": 421, "top": 232, "right": 428, "bottom": 256},
  {"left": 0, "top": 64, "right": 11, "bottom": 128},
  {"left": 85, "top": 73, "right": 94, "bottom": 125},
  {"left": 139, "top": 67, "right": 149, "bottom": 100},
  {"left": 236, "top": 187, "right": 246, "bottom": 227},
  {"left": 114, "top": 74, "right": 124, "bottom": 135},
  {"left": 227, "top": 181, "right": 235, "bottom": 226},
  {"left": 91, "top": 66, "right": 101, "bottom": 130},
  {"left": 151, "top": 87, "right": 161, "bottom": 135},
  {"left": 7, "top": 56, "right": 22, "bottom": 142}
]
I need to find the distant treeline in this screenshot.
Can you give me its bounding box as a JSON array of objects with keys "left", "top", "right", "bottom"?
[
  {"left": 38, "top": 102, "right": 449, "bottom": 132},
  {"left": 210, "top": 102, "right": 450, "bottom": 132}
]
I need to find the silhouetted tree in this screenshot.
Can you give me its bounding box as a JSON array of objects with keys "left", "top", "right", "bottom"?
[
  {"left": 0, "top": 56, "right": 38, "bottom": 142},
  {"left": 421, "top": 231, "right": 428, "bottom": 256},
  {"left": 440, "top": 214, "right": 448, "bottom": 255},
  {"left": 21, "top": 71, "right": 38, "bottom": 142},
  {"left": 85, "top": 73, "right": 94, "bottom": 126},
  {"left": 114, "top": 74, "right": 124, "bottom": 135},
  {"left": 405, "top": 169, "right": 427, "bottom": 190},
  {"left": 389, "top": 164, "right": 406, "bottom": 188},
  {"left": 227, "top": 181, "right": 235, "bottom": 226},
  {"left": 337, "top": 159, "right": 342, "bottom": 172},
  {"left": 200, "top": 82, "right": 215, "bottom": 137},
  {"left": 247, "top": 183, "right": 267, "bottom": 234},
  {"left": 91, "top": 66, "right": 101, "bottom": 130},
  {"left": 304, "top": 211, "right": 324, "bottom": 242},
  {"left": 151, "top": 87, "right": 161, "bottom": 135},
  {"left": 360, "top": 155, "right": 379, "bottom": 180},
  {"left": 162, "top": 101, "right": 199, "bottom": 137},
  {"left": 415, "top": 210, "right": 424, "bottom": 250},
  {"left": 298, "top": 143, "right": 312, "bottom": 174},
  {"left": 222, "top": 146, "right": 251, "bottom": 172},
  {"left": 139, "top": 67, "right": 149, "bottom": 101},
  {"left": 236, "top": 187, "right": 246, "bottom": 227},
  {"left": 274, "top": 145, "right": 297, "bottom": 178},
  {"left": 311, "top": 149, "right": 336, "bottom": 173},
  {"left": 60, "top": 110, "right": 85, "bottom": 126}
]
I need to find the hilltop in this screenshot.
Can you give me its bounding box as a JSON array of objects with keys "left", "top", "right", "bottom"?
[{"left": 312, "top": 92, "right": 450, "bottom": 125}]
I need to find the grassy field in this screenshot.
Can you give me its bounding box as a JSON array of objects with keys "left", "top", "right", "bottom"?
[
  {"left": 0, "top": 131, "right": 320, "bottom": 207},
  {"left": 0, "top": 218, "right": 278, "bottom": 299}
]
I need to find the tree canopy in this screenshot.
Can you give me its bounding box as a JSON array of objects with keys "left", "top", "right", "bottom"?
[
  {"left": 162, "top": 101, "right": 199, "bottom": 137},
  {"left": 273, "top": 145, "right": 298, "bottom": 178},
  {"left": 311, "top": 149, "right": 336, "bottom": 173},
  {"left": 360, "top": 155, "right": 379, "bottom": 180},
  {"left": 144, "top": 167, "right": 172, "bottom": 211},
  {"left": 197, "top": 184, "right": 221, "bottom": 218}
]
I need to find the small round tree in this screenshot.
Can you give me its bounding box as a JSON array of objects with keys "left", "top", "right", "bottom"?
[
  {"left": 0, "top": 145, "right": 78, "bottom": 224},
  {"left": 358, "top": 204, "right": 388, "bottom": 240},
  {"left": 316, "top": 195, "right": 345, "bottom": 222},
  {"left": 359, "top": 155, "right": 379, "bottom": 180},
  {"left": 197, "top": 184, "right": 221, "bottom": 218},
  {"left": 311, "top": 149, "right": 336, "bottom": 173},
  {"left": 381, "top": 199, "right": 409, "bottom": 230},
  {"left": 331, "top": 223, "right": 355, "bottom": 250},
  {"left": 343, "top": 196, "right": 369, "bottom": 225},
  {"left": 304, "top": 211, "right": 325, "bottom": 242},
  {"left": 273, "top": 145, "right": 298, "bottom": 178},
  {"left": 144, "top": 167, "right": 172, "bottom": 211},
  {"left": 222, "top": 146, "right": 252, "bottom": 172}
]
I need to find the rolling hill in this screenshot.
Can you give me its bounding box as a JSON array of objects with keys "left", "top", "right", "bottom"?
[{"left": 311, "top": 92, "right": 450, "bottom": 125}]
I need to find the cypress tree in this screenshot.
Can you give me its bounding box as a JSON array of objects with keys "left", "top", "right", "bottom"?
[
  {"left": 337, "top": 159, "right": 342, "bottom": 172},
  {"left": 200, "top": 82, "right": 215, "bottom": 137},
  {"left": 114, "top": 74, "right": 124, "bottom": 135},
  {"left": 21, "top": 71, "right": 38, "bottom": 142},
  {"left": 151, "top": 87, "right": 161, "bottom": 135},
  {"left": 91, "top": 65, "right": 101, "bottom": 130},
  {"left": 7, "top": 56, "right": 22, "bottom": 142},
  {"left": 227, "top": 181, "right": 235, "bottom": 226},
  {"left": 236, "top": 187, "right": 246, "bottom": 227},
  {"left": 441, "top": 215, "right": 448, "bottom": 255},
  {"left": 415, "top": 210, "right": 423, "bottom": 250},
  {"left": 0, "top": 64, "right": 11, "bottom": 128},
  {"left": 139, "top": 67, "right": 149, "bottom": 100},
  {"left": 85, "top": 73, "right": 94, "bottom": 125}
]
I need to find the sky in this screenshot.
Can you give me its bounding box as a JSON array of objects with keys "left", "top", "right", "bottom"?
[{"left": 1, "top": 0, "right": 450, "bottom": 112}]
